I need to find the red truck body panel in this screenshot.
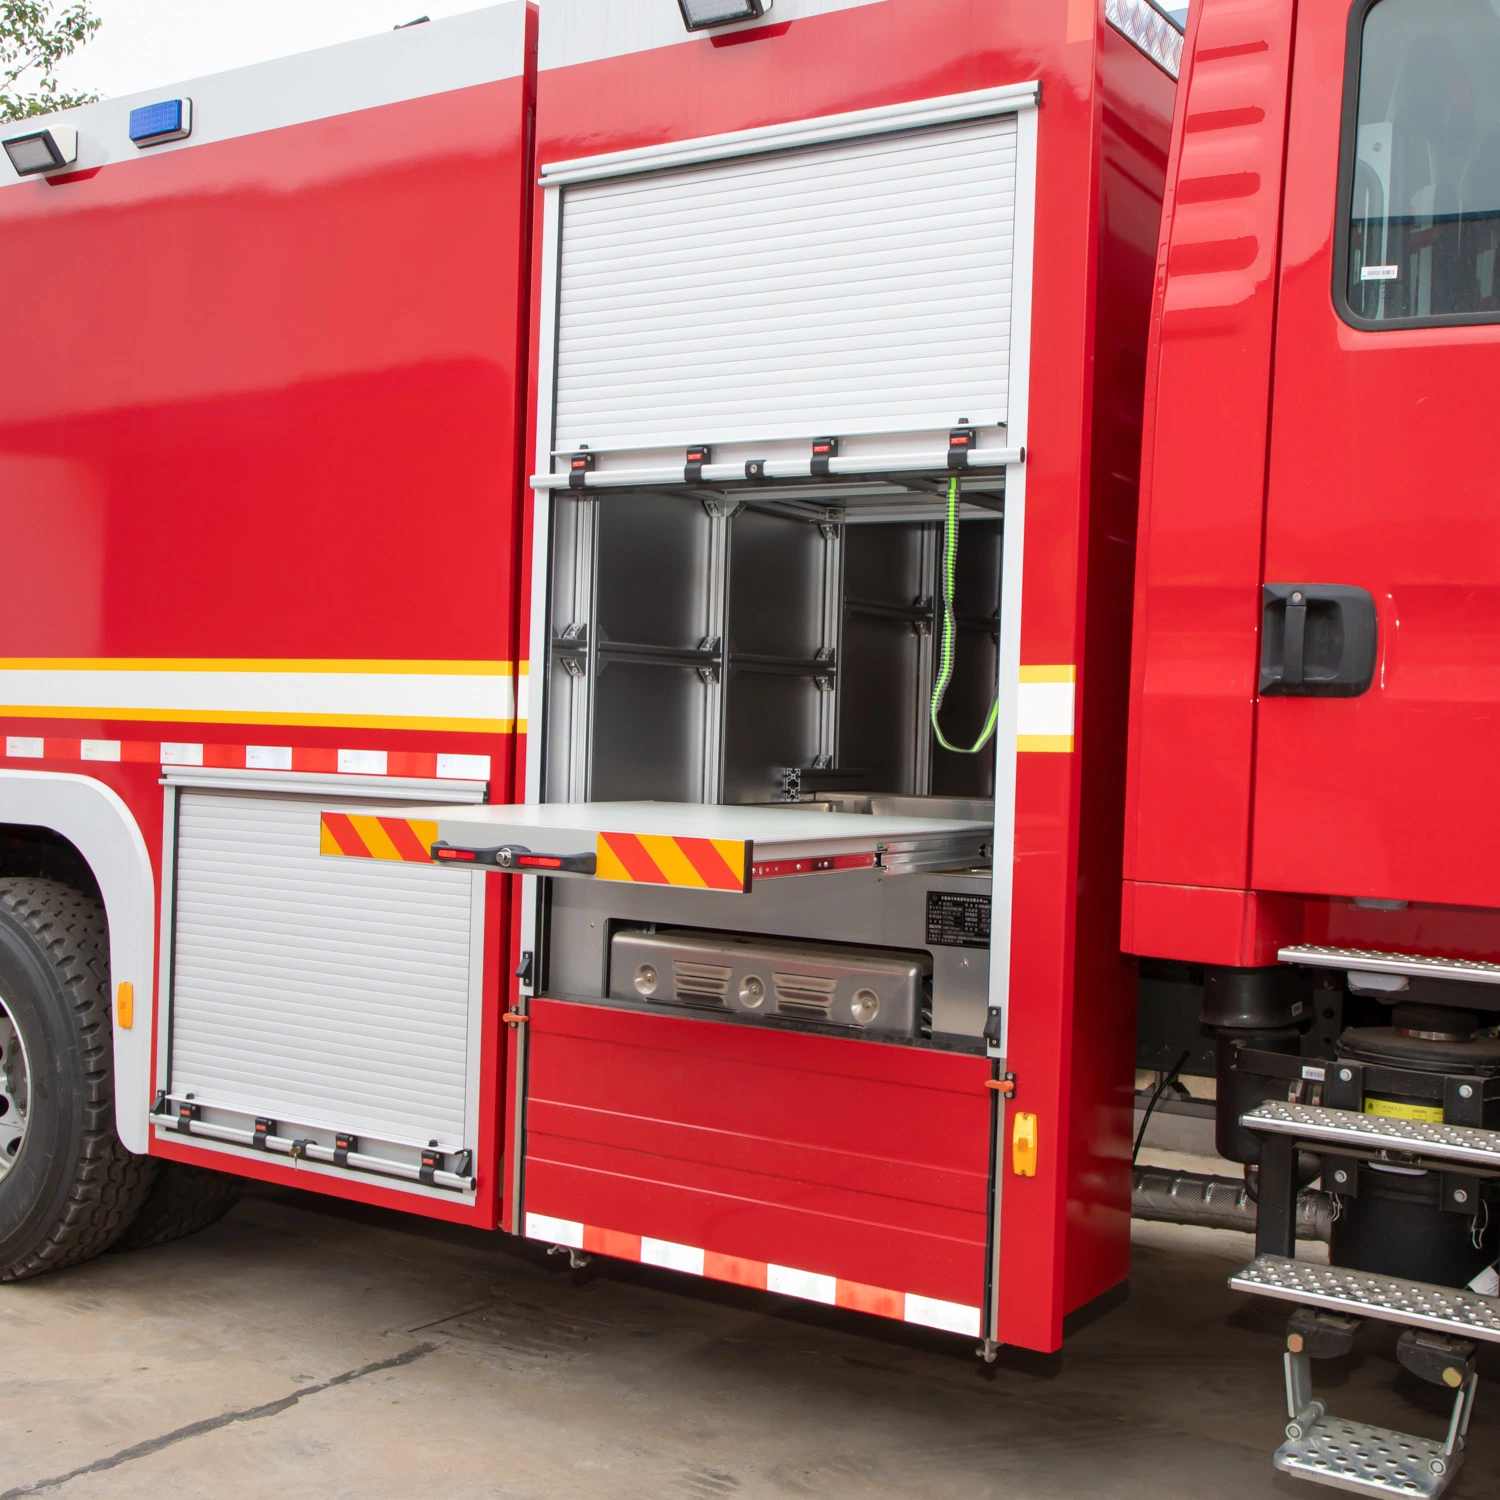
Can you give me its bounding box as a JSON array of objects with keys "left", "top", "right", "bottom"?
[
  {"left": 522, "top": 0, "right": 1173, "bottom": 1352},
  {"left": 0, "top": 7, "right": 538, "bottom": 1223}
]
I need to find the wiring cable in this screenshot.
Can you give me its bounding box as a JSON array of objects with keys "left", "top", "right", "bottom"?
[
  {"left": 930, "top": 474, "right": 1000, "bottom": 754},
  {"left": 1133, "top": 1049, "right": 1193, "bottom": 1167}
]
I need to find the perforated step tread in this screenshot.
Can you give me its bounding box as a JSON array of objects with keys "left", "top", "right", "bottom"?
[
  {"left": 1280, "top": 943, "right": 1500, "bottom": 986},
  {"left": 1231, "top": 1255, "right": 1500, "bottom": 1343},
  {"left": 1241, "top": 1101, "right": 1500, "bottom": 1168},
  {"left": 1275, "top": 1415, "right": 1457, "bottom": 1498}
]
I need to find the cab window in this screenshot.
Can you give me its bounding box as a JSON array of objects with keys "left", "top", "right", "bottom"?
[{"left": 1341, "top": 0, "right": 1500, "bottom": 327}]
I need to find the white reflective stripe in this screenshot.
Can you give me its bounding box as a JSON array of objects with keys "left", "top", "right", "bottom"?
[
  {"left": 1017, "top": 681, "right": 1075, "bottom": 739},
  {"left": 81, "top": 740, "right": 121, "bottom": 761},
  {"left": 903, "top": 1293, "right": 982, "bottom": 1337},
  {"left": 246, "top": 746, "right": 294, "bottom": 771},
  {"left": 641, "top": 1237, "right": 706, "bottom": 1275},
  {"left": 337, "top": 749, "right": 388, "bottom": 776},
  {"left": 5, "top": 737, "right": 42, "bottom": 757},
  {"left": 541, "top": 0, "right": 886, "bottom": 71},
  {"left": 767, "top": 1264, "right": 837, "bottom": 1304},
  {"left": 525, "top": 1212, "right": 586, "bottom": 1249},
  {"left": 522, "top": 1212, "right": 579, "bottom": 1248},
  {"left": 9, "top": 5, "right": 531, "bottom": 185},
  {"left": 0, "top": 665, "right": 515, "bottom": 729},
  {"left": 160, "top": 743, "right": 204, "bottom": 766},
  {"left": 435, "top": 754, "right": 491, "bottom": 782}
]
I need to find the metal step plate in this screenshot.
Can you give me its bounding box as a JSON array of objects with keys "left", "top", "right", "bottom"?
[
  {"left": 1276, "top": 1415, "right": 1457, "bottom": 1498},
  {"left": 1279, "top": 944, "right": 1500, "bottom": 987},
  {"left": 1241, "top": 1101, "right": 1500, "bottom": 1169},
  {"left": 1231, "top": 1256, "right": 1500, "bottom": 1343}
]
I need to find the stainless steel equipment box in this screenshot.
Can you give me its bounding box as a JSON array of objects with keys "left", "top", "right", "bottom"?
[{"left": 609, "top": 928, "right": 929, "bottom": 1038}]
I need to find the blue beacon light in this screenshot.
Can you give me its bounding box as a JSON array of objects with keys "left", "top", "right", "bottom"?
[{"left": 129, "top": 99, "right": 192, "bottom": 148}]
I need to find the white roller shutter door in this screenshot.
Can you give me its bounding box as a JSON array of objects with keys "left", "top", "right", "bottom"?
[
  {"left": 553, "top": 113, "right": 1018, "bottom": 455},
  {"left": 168, "top": 790, "right": 479, "bottom": 1152}
]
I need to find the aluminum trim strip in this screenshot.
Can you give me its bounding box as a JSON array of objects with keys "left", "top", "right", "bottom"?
[{"left": 162, "top": 767, "right": 487, "bottom": 803}]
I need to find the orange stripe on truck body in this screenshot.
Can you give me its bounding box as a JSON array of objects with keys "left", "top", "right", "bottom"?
[
  {"left": 595, "top": 831, "right": 750, "bottom": 892},
  {"left": 319, "top": 812, "right": 439, "bottom": 862}
]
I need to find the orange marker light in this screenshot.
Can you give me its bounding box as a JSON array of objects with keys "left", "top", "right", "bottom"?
[
  {"left": 116, "top": 981, "right": 134, "bottom": 1030},
  {"left": 1012, "top": 1111, "right": 1038, "bottom": 1177}
]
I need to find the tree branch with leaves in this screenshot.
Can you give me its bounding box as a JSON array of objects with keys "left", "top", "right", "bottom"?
[{"left": 0, "top": 2, "right": 99, "bottom": 123}]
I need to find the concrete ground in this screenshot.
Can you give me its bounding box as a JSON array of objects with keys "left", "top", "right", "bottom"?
[{"left": 2, "top": 1184, "right": 1497, "bottom": 1500}]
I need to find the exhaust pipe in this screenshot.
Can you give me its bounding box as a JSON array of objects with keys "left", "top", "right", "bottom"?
[{"left": 1132, "top": 1165, "right": 1334, "bottom": 1242}]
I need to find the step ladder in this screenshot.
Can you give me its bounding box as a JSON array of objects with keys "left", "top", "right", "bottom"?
[{"left": 1231, "top": 1099, "right": 1500, "bottom": 1497}]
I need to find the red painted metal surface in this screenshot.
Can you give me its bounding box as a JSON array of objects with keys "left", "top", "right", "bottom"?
[
  {"left": 525, "top": 0, "right": 1173, "bottom": 1352},
  {"left": 523, "top": 999, "right": 992, "bottom": 1309},
  {"left": 1122, "top": 0, "right": 1298, "bottom": 963},
  {"left": 1251, "top": 5, "right": 1500, "bottom": 909},
  {"left": 0, "top": 17, "right": 538, "bottom": 1222}
]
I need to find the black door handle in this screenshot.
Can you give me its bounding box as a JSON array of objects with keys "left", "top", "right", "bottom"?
[{"left": 1261, "top": 584, "right": 1377, "bottom": 697}]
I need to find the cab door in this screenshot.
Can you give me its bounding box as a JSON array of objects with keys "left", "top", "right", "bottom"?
[{"left": 1251, "top": 0, "right": 1500, "bottom": 907}]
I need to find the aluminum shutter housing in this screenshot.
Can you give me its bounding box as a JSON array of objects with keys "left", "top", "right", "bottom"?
[
  {"left": 167, "top": 790, "right": 481, "bottom": 1152},
  {"left": 552, "top": 113, "right": 1018, "bottom": 456}
]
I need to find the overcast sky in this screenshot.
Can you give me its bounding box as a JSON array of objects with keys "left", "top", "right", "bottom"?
[{"left": 52, "top": 2, "right": 488, "bottom": 101}]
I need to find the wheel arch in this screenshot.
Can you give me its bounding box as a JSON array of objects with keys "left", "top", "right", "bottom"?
[{"left": 0, "top": 771, "right": 155, "bottom": 1153}]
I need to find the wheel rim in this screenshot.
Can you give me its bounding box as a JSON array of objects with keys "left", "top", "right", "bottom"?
[{"left": 0, "top": 1002, "right": 31, "bottom": 1180}]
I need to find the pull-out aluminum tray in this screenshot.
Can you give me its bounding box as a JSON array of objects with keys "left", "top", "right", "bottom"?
[{"left": 320, "top": 800, "right": 992, "bottom": 894}]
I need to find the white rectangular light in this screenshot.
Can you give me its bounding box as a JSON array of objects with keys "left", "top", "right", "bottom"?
[
  {"left": 678, "top": 0, "right": 770, "bottom": 32},
  {"left": 3, "top": 125, "right": 77, "bottom": 177}
]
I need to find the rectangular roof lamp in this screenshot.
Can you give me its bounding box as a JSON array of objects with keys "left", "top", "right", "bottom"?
[
  {"left": 678, "top": 0, "right": 771, "bottom": 31},
  {"left": 3, "top": 126, "right": 77, "bottom": 177},
  {"left": 129, "top": 98, "right": 192, "bottom": 147}
]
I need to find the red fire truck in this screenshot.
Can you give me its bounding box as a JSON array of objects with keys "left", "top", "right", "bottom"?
[{"left": 0, "top": 0, "right": 1493, "bottom": 1492}]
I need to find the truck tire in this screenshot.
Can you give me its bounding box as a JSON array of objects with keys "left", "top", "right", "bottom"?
[
  {"left": 0, "top": 878, "right": 157, "bottom": 1279},
  {"left": 113, "top": 1160, "right": 245, "bottom": 1251}
]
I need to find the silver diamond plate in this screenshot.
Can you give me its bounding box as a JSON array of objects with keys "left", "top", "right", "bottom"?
[
  {"left": 1279, "top": 943, "right": 1500, "bottom": 986},
  {"left": 1230, "top": 1256, "right": 1500, "bottom": 1343},
  {"left": 1276, "top": 1416, "right": 1457, "bottom": 1498},
  {"left": 1241, "top": 1101, "right": 1500, "bottom": 1168},
  {"left": 1103, "top": 0, "right": 1184, "bottom": 78}
]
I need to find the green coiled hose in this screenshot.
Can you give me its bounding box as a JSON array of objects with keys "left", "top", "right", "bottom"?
[{"left": 929, "top": 475, "right": 999, "bottom": 754}]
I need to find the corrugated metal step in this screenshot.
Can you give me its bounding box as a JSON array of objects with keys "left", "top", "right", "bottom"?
[
  {"left": 1241, "top": 1101, "right": 1500, "bottom": 1168},
  {"left": 1231, "top": 1255, "right": 1500, "bottom": 1343},
  {"left": 1279, "top": 943, "right": 1500, "bottom": 987},
  {"left": 1275, "top": 1413, "right": 1461, "bottom": 1497}
]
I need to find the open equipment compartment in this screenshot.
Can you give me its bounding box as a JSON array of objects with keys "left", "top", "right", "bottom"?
[{"left": 490, "top": 76, "right": 1042, "bottom": 1337}]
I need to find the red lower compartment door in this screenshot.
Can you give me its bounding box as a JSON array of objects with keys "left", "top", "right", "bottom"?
[{"left": 521, "top": 999, "right": 992, "bottom": 1335}]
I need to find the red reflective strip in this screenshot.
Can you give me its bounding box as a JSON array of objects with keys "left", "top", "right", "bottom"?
[
  {"left": 203, "top": 742, "right": 243, "bottom": 768},
  {"left": 387, "top": 751, "right": 438, "bottom": 778},
  {"left": 320, "top": 812, "right": 367, "bottom": 857},
  {"left": 703, "top": 1251, "right": 768, "bottom": 1290},
  {"left": 435, "top": 848, "right": 475, "bottom": 861},
  {"left": 379, "top": 817, "right": 431, "bottom": 863},
  {"left": 583, "top": 1226, "right": 642, "bottom": 1261},
  {"left": 604, "top": 832, "right": 668, "bottom": 884},
  {"left": 676, "top": 836, "right": 745, "bottom": 892},
  {"left": 293, "top": 747, "right": 338, "bottom": 773},
  {"left": 44, "top": 739, "right": 81, "bottom": 759},
  {"left": 516, "top": 855, "right": 563, "bottom": 869},
  {"left": 836, "top": 1279, "right": 904, "bottom": 1320}
]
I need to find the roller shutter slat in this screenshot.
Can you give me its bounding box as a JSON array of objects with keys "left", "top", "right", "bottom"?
[{"left": 168, "top": 790, "right": 475, "bottom": 1146}]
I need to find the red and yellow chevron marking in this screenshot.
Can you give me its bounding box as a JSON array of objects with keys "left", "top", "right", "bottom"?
[
  {"left": 595, "top": 831, "right": 750, "bottom": 893},
  {"left": 319, "top": 812, "right": 439, "bottom": 863}
]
